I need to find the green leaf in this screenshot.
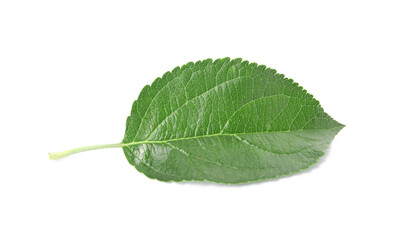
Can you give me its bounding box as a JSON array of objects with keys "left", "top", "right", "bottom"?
[{"left": 49, "top": 58, "right": 344, "bottom": 184}]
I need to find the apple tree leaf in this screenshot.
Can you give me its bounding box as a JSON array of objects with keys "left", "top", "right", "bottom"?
[{"left": 49, "top": 58, "right": 344, "bottom": 184}]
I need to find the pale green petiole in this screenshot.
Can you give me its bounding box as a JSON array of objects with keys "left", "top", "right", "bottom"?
[{"left": 48, "top": 142, "right": 127, "bottom": 160}]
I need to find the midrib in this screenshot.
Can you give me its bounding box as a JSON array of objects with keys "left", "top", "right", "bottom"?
[{"left": 122, "top": 126, "right": 342, "bottom": 147}]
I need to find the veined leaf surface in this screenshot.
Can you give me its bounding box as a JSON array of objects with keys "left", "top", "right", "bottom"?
[{"left": 121, "top": 58, "right": 343, "bottom": 183}]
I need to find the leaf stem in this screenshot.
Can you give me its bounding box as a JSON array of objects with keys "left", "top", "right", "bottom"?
[{"left": 48, "top": 142, "right": 126, "bottom": 160}]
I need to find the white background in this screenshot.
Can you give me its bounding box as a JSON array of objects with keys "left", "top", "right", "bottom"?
[{"left": 1, "top": 0, "right": 397, "bottom": 239}]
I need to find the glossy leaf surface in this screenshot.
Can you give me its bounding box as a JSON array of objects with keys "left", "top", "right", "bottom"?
[{"left": 122, "top": 58, "right": 343, "bottom": 183}]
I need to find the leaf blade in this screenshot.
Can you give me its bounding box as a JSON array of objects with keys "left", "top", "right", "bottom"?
[{"left": 123, "top": 58, "right": 343, "bottom": 184}]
